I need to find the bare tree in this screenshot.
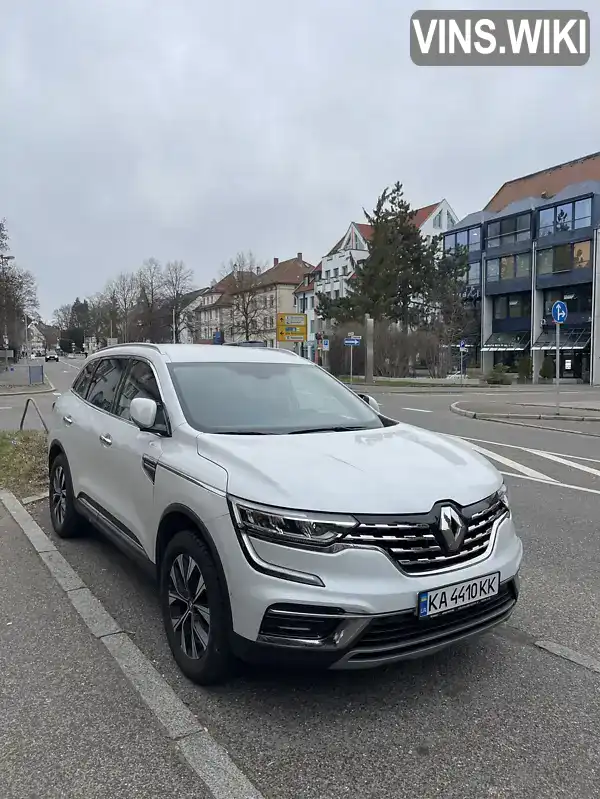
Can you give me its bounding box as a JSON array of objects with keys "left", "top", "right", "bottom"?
[
  {"left": 225, "top": 251, "right": 268, "bottom": 341},
  {"left": 1, "top": 259, "right": 39, "bottom": 352},
  {"left": 110, "top": 272, "right": 138, "bottom": 343},
  {"left": 52, "top": 303, "right": 73, "bottom": 332},
  {"left": 137, "top": 258, "right": 165, "bottom": 342},
  {"left": 162, "top": 260, "right": 194, "bottom": 343}
]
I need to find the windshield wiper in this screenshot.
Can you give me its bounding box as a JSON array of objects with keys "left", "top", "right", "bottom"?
[{"left": 287, "top": 426, "right": 369, "bottom": 435}]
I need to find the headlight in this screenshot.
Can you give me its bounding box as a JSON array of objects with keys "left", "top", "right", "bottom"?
[
  {"left": 497, "top": 483, "right": 510, "bottom": 510},
  {"left": 229, "top": 498, "right": 357, "bottom": 548}
]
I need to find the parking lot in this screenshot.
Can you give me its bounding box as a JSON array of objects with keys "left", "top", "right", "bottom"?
[{"left": 3, "top": 363, "right": 598, "bottom": 798}]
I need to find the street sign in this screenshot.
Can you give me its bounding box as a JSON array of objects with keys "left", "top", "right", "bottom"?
[
  {"left": 552, "top": 301, "right": 568, "bottom": 324},
  {"left": 322, "top": 338, "right": 329, "bottom": 351},
  {"left": 106, "top": 337, "right": 118, "bottom": 347},
  {"left": 276, "top": 313, "right": 307, "bottom": 342},
  {"left": 344, "top": 337, "right": 361, "bottom": 347},
  {"left": 551, "top": 301, "right": 568, "bottom": 413},
  {"left": 459, "top": 339, "right": 466, "bottom": 351}
]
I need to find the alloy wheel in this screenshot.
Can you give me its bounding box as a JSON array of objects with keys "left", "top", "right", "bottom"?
[
  {"left": 51, "top": 465, "right": 67, "bottom": 527},
  {"left": 168, "top": 553, "right": 211, "bottom": 659}
]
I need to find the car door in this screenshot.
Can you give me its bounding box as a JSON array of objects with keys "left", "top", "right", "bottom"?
[
  {"left": 80, "top": 356, "right": 129, "bottom": 509},
  {"left": 92, "top": 357, "right": 170, "bottom": 558},
  {"left": 53, "top": 358, "right": 99, "bottom": 495}
]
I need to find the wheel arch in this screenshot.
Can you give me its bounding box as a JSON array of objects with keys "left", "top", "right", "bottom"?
[
  {"left": 155, "top": 504, "right": 232, "bottom": 625},
  {"left": 48, "top": 439, "right": 66, "bottom": 471}
]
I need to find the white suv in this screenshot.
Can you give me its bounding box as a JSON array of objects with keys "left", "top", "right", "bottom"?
[{"left": 48, "top": 343, "right": 522, "bottom": 684}]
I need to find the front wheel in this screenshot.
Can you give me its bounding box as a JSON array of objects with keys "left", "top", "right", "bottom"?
[{"left": 159, "top": 529, "right": 234, "bottom": 685}]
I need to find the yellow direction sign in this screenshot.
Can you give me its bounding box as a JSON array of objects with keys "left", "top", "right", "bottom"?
[{"left": 276, "top": 313, "right": 307, "bottom": 342}]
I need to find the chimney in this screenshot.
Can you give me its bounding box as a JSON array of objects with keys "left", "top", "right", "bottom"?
[
  {"left": 297, "top": 252, "right": 303, "bottom": 262},
  {"left": 273, "top": 257, "right": 279, "bottom": 267}
]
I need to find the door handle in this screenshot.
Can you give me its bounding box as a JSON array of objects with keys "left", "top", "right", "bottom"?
[
  {"left": 99, "top": 434, "right": 112, "bottom": 446},
  {"left": 63, "top": 415, "right": 73, "bottom": 425}
]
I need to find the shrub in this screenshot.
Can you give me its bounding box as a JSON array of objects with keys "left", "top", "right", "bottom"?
[
  {"left": 517, "top": 356, "right": 532, "bottom": 382},
  {"left": 540, "top": 357, "right": 555, "bottom": 381},
  {"left": 486, "top": 363, "right": 512, "bottom": 385}
]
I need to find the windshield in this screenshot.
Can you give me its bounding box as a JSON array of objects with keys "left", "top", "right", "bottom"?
[{"left": 168, "top": 361, "right": 383, "bottom": 434}]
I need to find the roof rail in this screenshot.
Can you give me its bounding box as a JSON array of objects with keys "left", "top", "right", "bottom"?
[{"left": 97, "top": 342, "right": 163, "bottom": 353}]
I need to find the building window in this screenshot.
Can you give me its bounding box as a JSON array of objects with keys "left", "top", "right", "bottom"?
[
  {"left": 342, "top": 265, "right": 347, "bottom": 276},
  {"left": 537, "top": 241, "right": 592, "bottom": 274},
  {"left": 494, "top": 294, "right": 531, "bottom": 320},
  {"left": 324, "top": 271, "right": 330, "bottom": 280},
  {"left": 467, "top": 261, "right": 481, "bottom": 285},
  {"left": 433, "top": 211, "right": 443, "bottom": 229},
  {"left": 309, "top": 296, "right": 314, "bottom": 309},
  {"left": 334, "top": 290, "right": 340, "bottom": 299},
  {"left": 487, "top": 214, "right": 531, "bottom": 248},
  {"left": 333, "top": 268, "right": 339, "bottom": 278},
  {"left": 447, "top": 211, "right": 456, "bottom": 227},
  {"left": 486, "top": 258, "right": 500, "bottom": 282},
  {"left": 444, "top": 226, "right": 481, "bottom": 253},
  {"left": 494, "top": 296, "right": 508, "bottom": 319},
  {"left": 538, "top": 198, "right": 592, "bottom": 237},
  {"left": 544, "top": 285, "right": 592, "bottom": 316},
  {"left": 486, "top": 252, "right": 531, "bottom": 281}
]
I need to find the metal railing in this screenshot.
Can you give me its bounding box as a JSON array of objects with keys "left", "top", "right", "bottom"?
[{"left": 19, "top": 397, "right": 48, "bottom": 433}]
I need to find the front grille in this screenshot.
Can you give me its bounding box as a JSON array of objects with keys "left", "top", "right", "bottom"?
[
  {"left": 347, "top": 580, "right": 516, "bottom": 663},
  {"left": 344, "top": 495, "right": 507, "bottom": 575}
]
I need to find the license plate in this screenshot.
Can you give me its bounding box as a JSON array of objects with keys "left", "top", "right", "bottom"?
[{"left": 417, "top": 572, "right": 500, "bottom": 618}]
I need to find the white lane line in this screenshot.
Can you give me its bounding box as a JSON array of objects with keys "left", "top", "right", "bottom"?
[
  {"left": 0, "top": 406, "right": 12, "bottom": 410},
  {"left": 523, "top": 448, "right": 600, "bottom": 480},
  {"left": 463, "top": 441, "right": 557, "bottom": 482},
  {"left": 499, "top": 471, "right": 600, "bottom": 496},
  {"left": 536, "top": 641, "right": 600, "bottom": 675},
  {"left": 401, "top": 407, "right": 432, "bottom": 413},
  {"left": 0, "top": 489, "right": 265, "bottom": 799},
  {"left": 451, "top": 433, "right": 600, "bottom": 466}
]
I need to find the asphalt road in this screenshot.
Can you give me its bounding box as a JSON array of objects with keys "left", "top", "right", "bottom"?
[
  {"left": 0, "top": 357, "right": 82, "bottom": 431},
  {"left": 14, "top": 377, "right": 600, "bottom": 798}
]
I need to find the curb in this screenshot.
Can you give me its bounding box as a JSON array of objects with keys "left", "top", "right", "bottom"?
[
  {"left": 0, "top": 490, "right": 265, "bottom": 799},
  {"left": 450, "top": 400, "right": 600, "bottom": 423},
  {"left": 0, "top": 378, "right": 56, "bottom": 397}
]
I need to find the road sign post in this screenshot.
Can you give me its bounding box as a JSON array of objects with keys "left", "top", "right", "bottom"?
[
  {"left": 344, "top": 334, "right": 362, "bottom": 386},
  {"left": 459, "top": 340, "right": 466, "bottom": 387},
  {"left": 551, "top": 301, "right": 568, "bottom": 413}
]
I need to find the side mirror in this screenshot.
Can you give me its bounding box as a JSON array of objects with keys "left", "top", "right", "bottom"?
[
  {"left": 130, "top": 397, "right": 158, "bottom": 430},
  {"left": 357, "top": 393, "right": 380, "bottom": 414}
]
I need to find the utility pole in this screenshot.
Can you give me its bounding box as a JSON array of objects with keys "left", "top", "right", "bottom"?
[{"left": 172, "top": 306, "right": 177, "bottom": 344}]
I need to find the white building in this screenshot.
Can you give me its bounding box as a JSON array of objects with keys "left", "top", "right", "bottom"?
[{"left": 314, "top": 200, "right": 459, "bottom": 304}]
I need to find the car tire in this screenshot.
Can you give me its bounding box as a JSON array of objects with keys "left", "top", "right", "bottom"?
[
  {"left": 49, "top": 454, "right": 84, "bottom": 539},
  {"left": 160, "top": 529, "right": 234, "bottom": 685}
]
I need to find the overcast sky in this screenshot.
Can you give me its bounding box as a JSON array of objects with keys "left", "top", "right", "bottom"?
[{"left": 1, "top": 0, "right": 597, "bottom": 319}]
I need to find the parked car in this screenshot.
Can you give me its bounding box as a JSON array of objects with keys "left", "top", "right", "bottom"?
[
  {"left": 48, "top": 343, "right": 522, "bottom": 685},
  {"left": 45, "top": 350, "right": 59, "bottom": 362}
]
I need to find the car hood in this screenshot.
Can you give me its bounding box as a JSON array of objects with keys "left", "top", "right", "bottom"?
[{"left": 196, "top": 423, "right": 501, "bottom": 514}]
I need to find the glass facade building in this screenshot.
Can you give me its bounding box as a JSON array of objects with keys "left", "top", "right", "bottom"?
[{"left": 445, "top": 181, "right": 600, "bottom": 383}]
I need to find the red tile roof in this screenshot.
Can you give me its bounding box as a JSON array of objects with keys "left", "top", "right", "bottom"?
[
  {"left": 484, "top": 151, "right": 600, "bottom": 212},
  {"left": 411, "top": 201, "right": 441, "bottom": 227}
]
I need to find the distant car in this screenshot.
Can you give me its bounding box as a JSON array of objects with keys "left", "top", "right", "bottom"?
[{"left": 45, "top": 351, "right": 59, "bottom": 362}]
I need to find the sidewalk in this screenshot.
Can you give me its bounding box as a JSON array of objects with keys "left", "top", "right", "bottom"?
[{"left": 0, "top": 500, "right": 210, "bottom": 799}]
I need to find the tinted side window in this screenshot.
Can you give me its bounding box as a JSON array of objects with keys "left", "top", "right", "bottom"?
[
  {"left": 115, "top": 359, "right": 168, "bottom": 432},
  {"left": 72, "top": 361, "right": 98, "bottom": 399},
  {"left": 87, "top": 358, "right": 128, "bottom": 413}
]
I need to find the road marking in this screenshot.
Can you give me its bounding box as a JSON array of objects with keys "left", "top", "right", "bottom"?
[
  {"left": 536, "top": 641, "right": 600, "bottom": 675},
  {"left": 451, "top": 433, "right": 600, "bottom": 466},
  {"left": 464, "top": 442, "right": 556, "bottom": 482},
  {"left": 500, "top": 471, "right": 600, "bottom": 496},
  {"left": 0, "top": 489, "right": 265, "bottom": 799},
  {"left": 0, "top": 406, "right": 12, "bottom": 410},
  {"left": 524, "top": 448, "right": 600, "bottom": 480},
  {"left": 401, "top": 407, "right": 432, "bottom": 413}
]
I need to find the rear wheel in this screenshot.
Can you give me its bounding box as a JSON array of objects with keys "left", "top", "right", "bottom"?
[
  {"left": 159, "top": 529, "right": 234, "bottom": 685},
  {"left": 49, "top": 454, "right": 84, "bottom": 539}
]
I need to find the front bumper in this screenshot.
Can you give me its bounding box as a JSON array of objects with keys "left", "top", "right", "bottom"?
[
  {"left": 232, "top": 575, "right": 519, "bottom": 669},
  {"left": 216, "top": 507, "right": 523, "bottom": 669}
]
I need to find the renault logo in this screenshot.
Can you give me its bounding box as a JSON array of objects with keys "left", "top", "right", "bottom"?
[{"left": 438, "top": 506, "right": 467, "bottom": 553}]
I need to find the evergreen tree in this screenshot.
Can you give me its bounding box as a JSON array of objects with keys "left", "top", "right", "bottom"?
[{"left": 317, "top": 183, "right": 438, "bottom": 329}]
